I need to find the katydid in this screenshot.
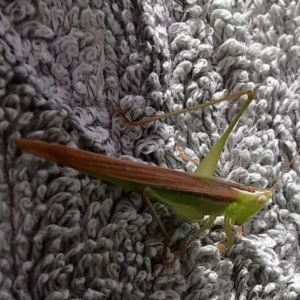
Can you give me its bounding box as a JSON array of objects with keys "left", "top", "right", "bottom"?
[{"left": 16, "top": 90, "right": 276, "bottom": 263}]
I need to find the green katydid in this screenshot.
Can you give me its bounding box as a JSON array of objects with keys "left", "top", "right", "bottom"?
[{"left": 16, "top": 90, "right": 283, "bottom": 263}]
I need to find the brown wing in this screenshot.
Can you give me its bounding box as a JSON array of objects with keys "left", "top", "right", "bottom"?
[{"left": 16, "top": 138, "right": 239, "bottom": 203}]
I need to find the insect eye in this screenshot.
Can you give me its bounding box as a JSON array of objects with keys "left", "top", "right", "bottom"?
[{"left": 258, "top": 195, "right": 267, "bottom": 205}]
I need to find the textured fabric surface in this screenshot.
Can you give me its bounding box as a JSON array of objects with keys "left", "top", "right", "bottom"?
[{"left": 1, "top": 0, "right": 300, "bottom": 299}]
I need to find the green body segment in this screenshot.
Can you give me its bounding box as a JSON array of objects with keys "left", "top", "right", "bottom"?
[
  {"left": 146, "top": 187, "right": 230, "bottom": 221},
  {"left": 107, "top": 175, "right": 233, "bottom": 221}
]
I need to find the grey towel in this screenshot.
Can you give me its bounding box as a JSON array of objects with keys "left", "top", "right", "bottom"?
[{"left": 1, "top": 1, "right": 300, "bottom": 299}]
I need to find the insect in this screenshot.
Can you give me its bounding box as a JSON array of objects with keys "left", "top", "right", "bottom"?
[{"left": 15, "top": 90, "right": 286, "bottom": 263}]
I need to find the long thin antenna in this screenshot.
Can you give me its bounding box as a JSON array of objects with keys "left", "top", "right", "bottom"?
[{"left": 271, "top": 147, "right": 300, "bottom": 191}]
